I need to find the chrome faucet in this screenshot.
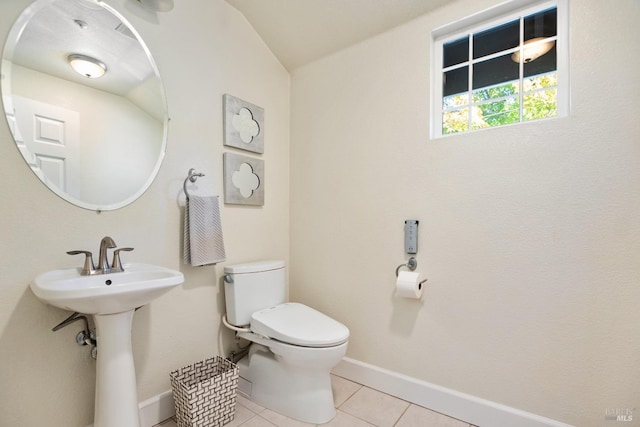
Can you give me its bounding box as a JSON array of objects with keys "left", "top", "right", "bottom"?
[
  {"left": 67, "top": 236, "right": 133, "bottom": 276},
  {"left": 66, "top": 250, "right": 95, "bottom": 275},
  {"left": 97, "top": 236, "right": 117, "bottom": 274},
  {"left": 111, "top": 247, "right": 134, "bottom": 273}
]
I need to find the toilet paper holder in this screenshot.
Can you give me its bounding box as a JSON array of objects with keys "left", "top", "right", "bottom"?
[
  {"left": 395, "top": 257, "right": 428, "bottom": 285},
  {"left": 395, "top": 257, "right": 417, "bottom": 277}
]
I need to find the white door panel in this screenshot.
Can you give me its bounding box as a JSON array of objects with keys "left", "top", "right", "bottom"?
[{"left": 12, "top": 96, "right": 80, "bottom": 197}]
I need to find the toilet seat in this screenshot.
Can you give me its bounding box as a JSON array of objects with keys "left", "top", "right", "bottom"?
[{"left": 251, "top": 302, "right": 349, "bottom": 348}]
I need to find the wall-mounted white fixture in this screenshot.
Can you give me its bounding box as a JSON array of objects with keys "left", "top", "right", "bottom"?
[
  {"left": 137, "top": 0, "right": 174, "bottom": 12},
  {"left": 67, "top": 54, "right": 107, "bottom": 78},
  {"left": 31, "top": 255, "right": 184, "bottom": 427},
  {"left": 511, "top": 37, "right": 555, "bottom": 63}
]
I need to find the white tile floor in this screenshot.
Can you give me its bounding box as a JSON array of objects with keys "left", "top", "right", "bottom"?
[{"left": 155, "top": 374, "right": 476, "bottom": 427}]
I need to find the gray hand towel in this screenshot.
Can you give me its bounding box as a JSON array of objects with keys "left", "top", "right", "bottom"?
[{"left": 183, "top": 195, "right": 226, "bottom": 266}]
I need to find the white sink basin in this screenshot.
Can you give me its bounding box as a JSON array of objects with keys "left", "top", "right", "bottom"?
[
  {"left": 32, "top": 262, "right": 185, "bottom": 427},
  {"left": 31, "top": 262, "right": 184, "bottom": 314}
]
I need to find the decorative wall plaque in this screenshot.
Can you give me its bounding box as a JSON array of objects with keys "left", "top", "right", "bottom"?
[
  {"left": 223, "top": 94, "right": 264, "bottom": 154},
  {"left": 223, "top": 152, "right": 264, "bottom": 206}
]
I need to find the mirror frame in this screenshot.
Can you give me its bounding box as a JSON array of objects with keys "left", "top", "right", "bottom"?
[{"left": 1, "top": 0, "right": 169, "bottom": 212}]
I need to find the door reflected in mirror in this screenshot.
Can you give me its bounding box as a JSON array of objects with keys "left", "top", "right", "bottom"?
[{"left": 1, "top": 0, "right": 168, "bottom": 211}]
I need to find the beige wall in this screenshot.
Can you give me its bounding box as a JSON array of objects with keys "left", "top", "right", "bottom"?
[
  {"left": 290, "top": 0, "right": 640, "bottom": 426},
  {"left": 2, "top": 0, "right": 638, "bottom": 425},
  {"left": 0, "top": 0, "right": 289, "bottom": 425}
]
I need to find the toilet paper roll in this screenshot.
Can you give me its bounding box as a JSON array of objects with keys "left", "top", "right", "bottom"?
[{"left": 395, "top": 271, "right": 425, "bottom": 299}]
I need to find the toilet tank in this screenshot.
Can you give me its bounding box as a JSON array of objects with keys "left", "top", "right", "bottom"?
[{"left": 224, "top": 260, "right": 286, "bottom": 326}]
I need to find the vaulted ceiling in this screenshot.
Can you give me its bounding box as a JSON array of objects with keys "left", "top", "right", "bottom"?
[{"left": 224, "top": 0, "right": 454, "bottom": 71}]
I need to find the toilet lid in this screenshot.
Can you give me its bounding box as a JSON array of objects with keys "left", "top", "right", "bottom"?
[{"left": 250, "top": 302, "right": 350, "bottom": 348}]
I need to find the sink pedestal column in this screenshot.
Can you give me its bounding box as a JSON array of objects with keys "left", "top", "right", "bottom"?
[{"left": 93, "top": 310, "right": 140, "bottom": 427}]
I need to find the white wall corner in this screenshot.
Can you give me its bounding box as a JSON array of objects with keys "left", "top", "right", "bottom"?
[{"left": 332, "top": 357, "right": 574, "bottom": 427}]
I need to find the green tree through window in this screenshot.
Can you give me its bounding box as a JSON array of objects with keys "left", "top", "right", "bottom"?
[{"left": 443, "top": 72, "right": 557, "bottom": 134}]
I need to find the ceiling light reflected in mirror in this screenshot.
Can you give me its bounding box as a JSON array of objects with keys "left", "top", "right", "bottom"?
[{"left": 67, "top": 54, "right": 107, "bottom": 78}]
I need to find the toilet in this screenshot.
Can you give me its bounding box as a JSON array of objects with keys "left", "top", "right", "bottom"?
[{"left": 222, "top": 260, "right": 349, "bottom": 424}]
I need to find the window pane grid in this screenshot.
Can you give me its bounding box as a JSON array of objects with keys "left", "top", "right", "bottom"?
[
  {"left": 442, "top": 34, "right": 556, "bottom": 76},
  {"left": 444, "top": 77, "right": 557, "bottom": 103},
  {"left": 444, "top": 83, "right": 524, "bottom": 111},
  {"left": 442, "top": 36, "right": 557, "bottom": 96},
  {"left": 439, "top": 4, "right": 559, "bottom": 136},
  {"left": 442, "top": 72, "right": 558, "bottom": 134}
]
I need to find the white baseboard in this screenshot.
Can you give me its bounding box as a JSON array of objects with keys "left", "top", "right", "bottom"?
[
  {"left": 332, "top": 357, "right": 574, "bottom": 427},
  {"left": 139, "top": 390, "right": 175, "bottom": 427},
  {"left": 137, "top": 357, "right": 574, "bottom": 427}
]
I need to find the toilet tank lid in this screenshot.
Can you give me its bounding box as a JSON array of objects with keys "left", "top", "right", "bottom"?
[{"left": 224, "top": 260, "right": 285, "bottom": 274}]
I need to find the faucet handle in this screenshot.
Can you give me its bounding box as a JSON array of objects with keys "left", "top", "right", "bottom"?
[
  {"left": 111, "top": 247, "right": 134, "bottom": 272},
  {"left": 67, "top": 250, "right": 95, "bottom": 276}
]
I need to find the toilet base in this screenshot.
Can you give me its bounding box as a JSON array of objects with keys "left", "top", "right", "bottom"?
[{"left": 237, "top": 343, "right": 340, "bottom": 424}]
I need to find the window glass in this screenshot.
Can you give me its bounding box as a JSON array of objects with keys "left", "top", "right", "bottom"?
[
  {"left": 472, "top": 53, "right": 519, "bottom": 90},
  {"left": 523, "top": 72, "right": 557, "bottom": 121},
  {"left": 434, "top": 1, "right": 564, "bottom": 137},
  {"left": 443, "top": 37, "right": 469, "bottom": 68},
  {"left": 523, "top": 45, "right": 556, "bottom": 76},
  {"left": 443, "top": 66, "right": 468, "bottom": 97},
  {"left": 473, "top": 19, "right": 519, "bottom": 59},
  {"left": 524, "top": 7, "right": 557, "bottom": 41}
]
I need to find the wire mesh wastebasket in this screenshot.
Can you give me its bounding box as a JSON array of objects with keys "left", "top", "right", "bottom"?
[{"left": 170, "top": 356, "right": 239, "bottom": 427}]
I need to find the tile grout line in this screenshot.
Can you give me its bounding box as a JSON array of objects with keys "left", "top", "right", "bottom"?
[{"left": 392, "top": 403, "right": 412, "bottom": 427}]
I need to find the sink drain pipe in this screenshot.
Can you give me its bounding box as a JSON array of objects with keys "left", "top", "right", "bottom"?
[{"left": 52, "top": 312, "right": 98, "bottom": 358}]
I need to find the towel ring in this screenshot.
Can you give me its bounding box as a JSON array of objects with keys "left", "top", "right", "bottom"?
[{"left": 183, "top": 168, "right": 205, "bottom": 199}]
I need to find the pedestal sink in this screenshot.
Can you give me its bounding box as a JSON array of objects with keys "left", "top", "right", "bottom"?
[{"left": 31, "top": 263, "right": 184, "bottom": 427}]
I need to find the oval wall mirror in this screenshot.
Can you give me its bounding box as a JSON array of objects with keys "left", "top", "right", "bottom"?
[{"left": 1, "top": 0, "right": 168, "bottom": 211}]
